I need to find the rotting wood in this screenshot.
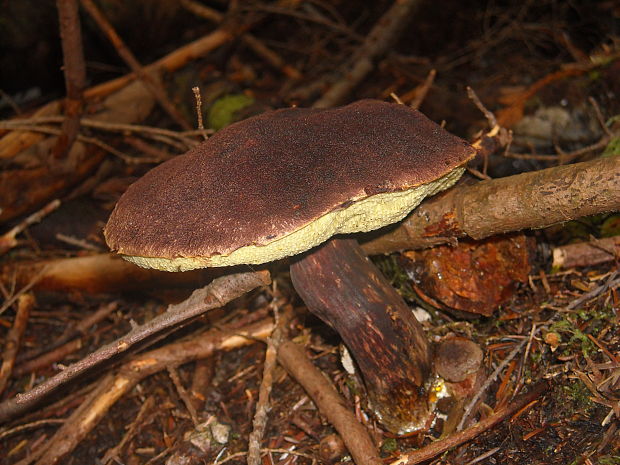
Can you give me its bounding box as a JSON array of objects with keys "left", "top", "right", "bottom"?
[{"left": 552, "top": 235, "right": 620, "bottom": 269}]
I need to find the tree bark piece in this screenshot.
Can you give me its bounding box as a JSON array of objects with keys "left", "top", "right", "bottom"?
[
  {"left": 552, "top": 235, "right": 620, "bottom": 269},
  {"left": 277, "top": 339, "right": 382, "bottom": 465},
  {"left": 290, "top": 238, "right": 431, "bottom": 433},
  {"left": 361, "top": 156, "right": 620, "bottom": 255}
]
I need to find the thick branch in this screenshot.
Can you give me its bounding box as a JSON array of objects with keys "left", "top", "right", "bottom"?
[{"left": 361, "top": 156, "right": 620, "bottom": 255}]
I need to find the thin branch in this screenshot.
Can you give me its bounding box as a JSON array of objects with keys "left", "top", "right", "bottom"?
[
  {"left": 79, "top": 0, "right": 192, "bottom": 130},
  {"left": 32, "top": 319, "right": 275, "bottom": 465},
  {"left": 51, "top": 0, "right": 86, "bottom": 161},
  {"left": 0, "top": 200, "right": 61, "bottom": 256},
  {"left": 361, "top": 155, "right": 620, "bottom": 255},
  {"left": 389, "top": 382, "right": 548, "bottom": 465},
  {"left": 0, "top": 294, "right": 35, "bottom": 395},
  {"left": 277, "top": 340, "right": 382, "bottom": 465},
  {"left": 0, "top": 270, "right": 271, "bottom": 423},
  {"left": 313, "top": 0, "right": 422, "bottom": 108}
]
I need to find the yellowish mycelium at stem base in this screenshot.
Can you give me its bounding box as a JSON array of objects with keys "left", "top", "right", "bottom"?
[{"left": 122, "top": 166, "right": 464, "bottom": 272}]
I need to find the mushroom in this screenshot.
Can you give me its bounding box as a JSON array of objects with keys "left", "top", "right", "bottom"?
[{"left": 104, "top": 99, "right": 475, "bottom": 433}]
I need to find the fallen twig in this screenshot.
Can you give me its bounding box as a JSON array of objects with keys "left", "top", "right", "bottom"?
[
  {"left": 457, "top": 337, "right": 529, "bottom": 431},
  {"left": 100, "top": 395, "right": 155, "bottom": 465},
  {"left": 553, "top": 236, "right": 620, "bottom": 269},
  {"left": 277, "top": 339, "right": 382, "bottom": 465},
  {"left": 51, "top": 0, "right": 86, "bottom": 162},
  {"left": 312, "top": 0, "right": 422, "bottom": 108},
  {"left": 181, "top": 0, "right": 302, "bottom": 80},
  {"left": 28, "top": 319, "right": 275, "bottom": 465},
  {"left": 0, "top": 116, "right": 200, "bottom": 150},
  {"left": 248, "top": 296, "right": 289, "bottom": 465},
  {"left": 17, "top": 301, "right": 119, "bottom": 366},
  {"left": 0, "top": 199, "right": 61, "bottom": 256},
  {"left": 79, "top": 0, "right": 192, "bottom": 130},
  {"left": 0, "top": 294, "right": 34, "bottom": 395},
  {"left": 0, "top": 270, "right": 271, "bottom": 423},
  {"left": 389, "top": 381, "right": 549, "bottom": 465}
]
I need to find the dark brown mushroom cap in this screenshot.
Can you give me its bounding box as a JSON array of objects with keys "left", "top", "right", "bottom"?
[
  {"left": 104, "top": 99, "right": 474, "bottom": 269},
  {"left": 434, "top": 337, "right": 483, "bottom": 383}
]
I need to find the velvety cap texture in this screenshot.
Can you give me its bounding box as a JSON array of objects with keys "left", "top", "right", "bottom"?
[{"left": 105, "top": 99, "right": 475, "bottom": 270}]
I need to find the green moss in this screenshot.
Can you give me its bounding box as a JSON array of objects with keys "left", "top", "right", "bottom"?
[
  {"left": 561, "top": 381, "right": 593, "bottom": 410},
  {"left": 373, "top": 255, "right": 417, "bottom": 301},
  {"left": 207, "top": 94, "right": 254, "bottom": 131},
  {"left": 381, "top": 438, "right": 398, "bottom": 454},
  {"left": 597, "top": 456, "right": 620, "bottom": 465}
]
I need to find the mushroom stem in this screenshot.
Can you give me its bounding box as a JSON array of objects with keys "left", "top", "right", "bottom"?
[{"left": 290, "top": 237, "right": 432, "bottom": 433}]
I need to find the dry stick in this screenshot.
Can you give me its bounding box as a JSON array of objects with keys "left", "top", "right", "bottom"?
[
  {"left": 552, "top": 236, "right": 620, "bottom": 269},
  {"left": 79, "top": 0, "right": 191, "bottom": 130},
  {"left": 167, "top": 365, "right": 200, "bottom": 426},
  {"left": 410, "top": 69, "right": 436, "bottom": 110},
  {"left": 0, "top": 27, "right": 233, "bottom": 162},
  {"left": 389, "top": 381, "right": 549, "bottom": 465},
  {"left": 86, "top": 27, "right": 234, "bottom": 100},
  {"left": 0, "top": 117, "right": 199, "bottom": 150},
  {"left": 14, "top": 339, "right": 83, "bottom": 378},
  {"left": 0, "top": 270, "right": 270, "bottom": 424},
  {"left": 456, "top": 337, "right": 529, "bottom": 431},
  {"left": 0, "top": 267, "right": 47, "bottom": 317},
  {"left": 361, "top": 155, "right": 620, "bottom": 255},
  {"left": 50, "top": 0, "right": 87, "bottom": 161},
  {"left": 0, "top": 294, "right": 35, "bottom": 395},
  {"left": 17, "top": 301, "right": 119, "bottom": 365},
  {"left": 31, "top": 319, "right": 275, "bottom": 465},
  {"left": 0, "top": 124, "right": 138, "bottom": 163},
  {"left": 191, "top": 86, "right": 208, "bottom": 141},
  {"left": 247, "top": 302, "right": 288, "bottom": 465},
  {"left": 180, "top": 0, "right": 302, "bottom": 80},
  {"left": 100, "top": 395, "right": 156, "bottom": 465},
  {"left": 312, "top": 0, "right": 422, "bottom": 108},
  {"left": 0, "top": 199, "right": 61, "bottom": 256},
  {"left": 566, "top": 270, "right": 620, "bottom": 311},
  {"left": 277, "top": 340, "right": 382, "bottom": 465}
]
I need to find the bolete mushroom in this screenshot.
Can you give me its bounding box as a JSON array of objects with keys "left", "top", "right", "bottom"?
[{"left": 104, "top": 99, "right": 475, "bottom": 433}]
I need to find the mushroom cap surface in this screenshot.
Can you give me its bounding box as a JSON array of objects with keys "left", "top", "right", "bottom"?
[{"left": 105, "top": 99, "right": 475, "bottom": 271}]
